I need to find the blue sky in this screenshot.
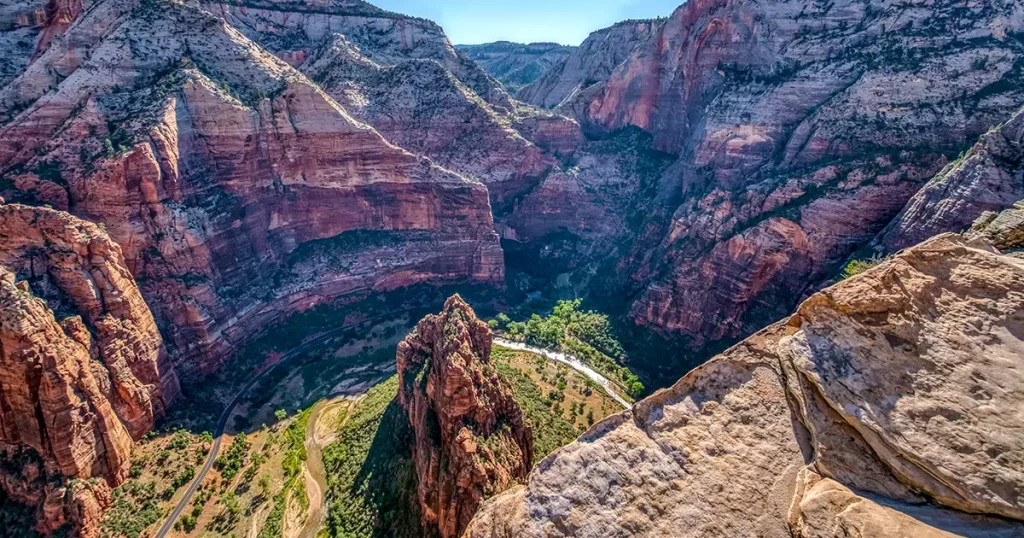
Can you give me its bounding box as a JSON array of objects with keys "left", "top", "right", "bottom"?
[{"left": 370, "top": 0, "right": 683, "bottom": 46}]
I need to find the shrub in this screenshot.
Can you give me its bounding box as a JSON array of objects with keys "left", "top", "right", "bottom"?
[{"left": 841, "top": 256, "right": 886, "bottom": 279}]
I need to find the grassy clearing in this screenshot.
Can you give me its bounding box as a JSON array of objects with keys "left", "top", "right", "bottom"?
[
  {"left": 493, "top": 300, "right": 645, "bottom": 399},
  {"left": 492, "top": 346, "right": 621, "bottom": 462},
  {"left": 322, "top": 377, "right": 422, "bottom": 538}
]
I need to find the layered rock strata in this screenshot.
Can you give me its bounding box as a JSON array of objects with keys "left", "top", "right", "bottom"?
[
  {"left": 396, "top": 295, "right": 533, "bottom": 538},
  {"left": 466, "top": 217, "right": 1024, "bottom": 537},
  {"left": 0, "top": 0, "right": 504, "bottom": 373},
  {"left": 0, "top": 202, "right": 178, "bottom": 537},
  {"left": 457, "top": 42, "right": 576, "bottom": 92},
  {"left": 879, "top": 105, "right": 1024, "bottom": 252},
  {"left": 510, "top": 0, "right": 1024, "bottom": 375}
]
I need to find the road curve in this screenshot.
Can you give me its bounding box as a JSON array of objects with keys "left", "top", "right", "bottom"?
[
  {"left": 154, "top": 312, "right": 406, "bottom": 538},
  {"left": 493, "top": 338, "right": 631, "bottom": 409}
]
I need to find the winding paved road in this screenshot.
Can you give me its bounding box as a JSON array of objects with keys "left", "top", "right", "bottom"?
[
  {"left": 154, "top": 313, "right": 401, "bottom": 538},
  {"left": 493, "top": 338, "right": 632, "bottom": 409}
]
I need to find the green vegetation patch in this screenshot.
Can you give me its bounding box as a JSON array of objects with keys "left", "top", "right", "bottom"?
[
  {"left": 491, "top": 347, "right": 590, "bottom": 462},
  {"left": 494, "top": 300, "right": 645, "bottom": 399},
  {"left": 100, "top": 481, "right": 162, "bottom": 538},
  {"left": 288, "top": 230, "right": 433, "bottom": 267},
  {"left": 322, "top": 377, "right": 423, "bottom": 538},
  {"left": 841, "top": 256, "right": 887, "bottom": 280}
]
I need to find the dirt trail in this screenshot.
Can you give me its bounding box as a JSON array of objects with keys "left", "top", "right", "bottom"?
[{"left": 294, "top": 396, "right": 360, "bottom": 538}]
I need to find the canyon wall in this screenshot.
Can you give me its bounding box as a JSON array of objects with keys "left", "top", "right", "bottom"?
[
  {"left": 396, "top": 295, "right": 533, "bottom": 538},
  {"left": 0, "top": 0, "right": 504, "bottom": 374},
  {"left": 514, "top": 0, "right": 1024, "bottom": 377},
  {"left": 467, "top": 209, "right": 1024, "bottom": 537},
  {"left": 457, "top": 42, "right": 576, "bottom": 92},
  {"left": 0, "top": 202, "right": 178, "bottom": 537},
  {"left": 878, "top": 104, "right": 1024, "bottom": 252}
]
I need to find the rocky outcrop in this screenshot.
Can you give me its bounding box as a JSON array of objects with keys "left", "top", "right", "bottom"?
[
  {"left": 396, "top": 295, "right": 533, "bottom": 538},
  {"left": 0, "top": 0, "right": 504, "bottom": 373},
  {"left": 304, "top": 36, "right": 578, "bottom": 213},
  {"left": 198, "top": 0, "right": 513, "bottom": 108},
  {"left": 517, "top": 20, "right": 661, "bottom": 110},
  {"left": 0, "top": 203, "right": 178, "bottom": 537},
  {"left": 507, "top": 0, "right": 1024, "bottom": 377},
  {"left": 878, "top": 106, "right": 1024, "bottom": 252},
  {"left": 457, "top": 42, "right": 576, "bottom": 92},
  {"left": 967, "top": 201, "right": 1024, "bottom": 251},
  {"left": 0, "top": 0, "right": 91, "bottom": 89},
  {"left": 466, "top": 219, "right": 1024, "bottom": 537}
]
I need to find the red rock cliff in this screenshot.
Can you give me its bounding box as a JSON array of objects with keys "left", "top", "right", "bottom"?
[
  {"left": 511, "top": 0, "right": 1024, "bottom": 375},
  {"left": 0, "top": 0, "right": 504, "bottom": 374},
  {"left": 0, "top": 202, "right": 178, "bottom": 538},
  {"left": 396, "top": 295, "right": 533, "bottom": 538}
]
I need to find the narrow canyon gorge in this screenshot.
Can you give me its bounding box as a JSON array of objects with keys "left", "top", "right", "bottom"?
[{"left": 0, "top": 0, "right": 1022, "bottom": 537}]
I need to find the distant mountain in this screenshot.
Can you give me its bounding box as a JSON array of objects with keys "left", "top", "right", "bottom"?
[{"left": 457, "top": 41, "right": 576, "bottom": 92}]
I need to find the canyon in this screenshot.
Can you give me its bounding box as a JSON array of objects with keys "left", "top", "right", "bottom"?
[
  {"left": 0, "top": 0, "right": 1022, "bottom": 536},
  {"left": 397, "top": 295, "right": 533, "bottom": 538},
  {"left": 466, "top": 206, "right": 1024, "bottom": 538}
]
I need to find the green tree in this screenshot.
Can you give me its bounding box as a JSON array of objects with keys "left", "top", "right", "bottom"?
[
  {"left": 259, "top": 473, "right": 271, "bottom": 495},
  {"left": 274, "top": 409, "right": 288, "bottom": 421}
]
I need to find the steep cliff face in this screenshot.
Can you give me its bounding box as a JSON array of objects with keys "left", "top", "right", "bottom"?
[
  {"left": 511, "top": 0, "right": 1024, "bottom": 374},
  {"left": 303, "top": 35, "right": 579, "bottom": 213},
  {"left": 396, "top": 295, "right": 533, "bottom": 538},
  {"left": 0, "top": 0, "right": 92, "bottom": 88},
  {"left": 878, "top": 105, "right": 1024, "bottom": 252},
  {"left": 0, "top": 203, "right": 177, "bottom": 538},
  {"left": 517, "top": 20, "right": 662, "bottom": 110},
  {"left": 0, "top": 0, "right": 504, "bottom": 373},
  {"left": 457, "top": 42, "right": 576, "bottom": 92},
  {"left": 198, "top": 0, "right": 513, "bottom": 108},
  {"left": 467, "top": 215, "right": 1024, "bottom": 537}
]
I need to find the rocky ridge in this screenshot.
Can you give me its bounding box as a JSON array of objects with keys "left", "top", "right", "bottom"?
[
  {"left": 0, "top": 0, "right": 504, "bottom": 373},
  {"left": 396, "top": 295, "right": 533, "bottom": 538},
  {"left": 878, "top": 105, "right": 1024, "bottom": 253},
  {"left": 457, "top": 42, "right": 577, "bottom": 92},
  {"left": 466, "top": 209, "right": 1024, "bottom": 537},
  {"left": 0, "top": 202, "right": 178, "bottom": 538},
  {"left": 508, "top": 0, "right": 1024, "bottom": 378}
]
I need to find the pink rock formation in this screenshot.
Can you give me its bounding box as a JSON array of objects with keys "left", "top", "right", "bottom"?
[
  {"left": 512, "top": 0, "right": 1024, "bottom": 370},
  {"left": 397, "top": 295, "right": 533, "bottom": 538},
  {"left": 0, "top": 0, "right": 504, "bottom": 373},
  {"left": 0, "top": 202, "right": 177, "bottom": 537}
]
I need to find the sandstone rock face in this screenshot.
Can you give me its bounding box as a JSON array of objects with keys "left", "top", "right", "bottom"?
[
  {"left": 0, "top": 0, "right": 504, "bottom": 373},
  {"left": 457, "top": 42, "right": 576, "bottom": 92},
  {"left": 0, "top": 203, "right": 177, "bottom": 538},
  {"left": 303, "top": 35, "right": 578, "bottom": 213},
  {"left": 396, "top": 295, "right": 533, "bottom": 538},
  {"left": 0, "top": 0, "right": 91, "bottom": 88},
  {"left": 517, "top": 20, "right": 661, "bottom": 110},
  {"left": 879, "top": 106, "right": 1024, "bottom": 252},
  {"left": 199, "top": 0, "right": 513, "bottom": 108},
  {"left": 509, "top": 0, "right": 1024, "bottom": 375},
  {"left": 467, "top": 227, "right": 1024, "bottom": 537}
]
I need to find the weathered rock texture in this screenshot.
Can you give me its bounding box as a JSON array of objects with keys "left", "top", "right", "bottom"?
[
  {"left": 0, "top": 203, "right": 177, "bottom": 537},
  {"left": 517, "top": 20, "right": 661, "bottom": 110},
  {"left": 0, "top": 0, "right": 504, "bottom": 373},
  {"left": 303, "top": 35, "right": 579, "bottom": 213},
  {"left": 396, "top": 295, "right": 533, "bottom": 538},
  {"left": 466, "top": 223, "right": 1024, "bottom": 537},
  {"left": 879, "top": 105, "right": 1024, "bottom": 252},
  {"left": 0, "top": 0, "right": 92, "bottom": 89},
  {"left": 508, "top": 0, "right": 1024, "bottom": 378},
  {"left": 457, "top": 42, "right": 576, "bottom": 92}
]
